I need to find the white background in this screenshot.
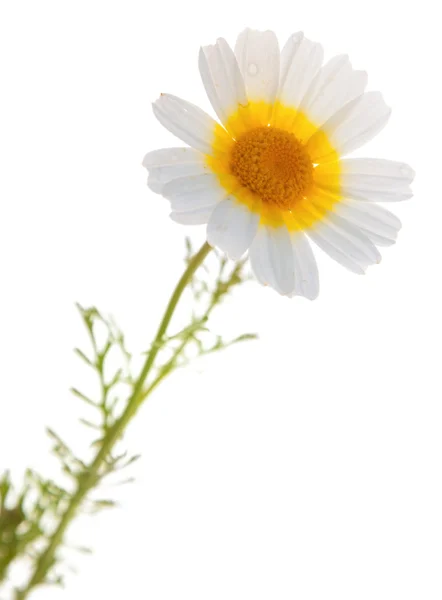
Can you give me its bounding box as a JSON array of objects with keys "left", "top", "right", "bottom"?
[{"left": 0, "top": 1, "right": 440, "bottom": 599}]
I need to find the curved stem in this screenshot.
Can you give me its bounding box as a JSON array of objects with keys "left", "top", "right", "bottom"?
[
  {"left": 16, "top": 241, "right": 212, "bottom": 599},
  {"left": 128, "top": 240, "right": 212, "bottom": 417}
]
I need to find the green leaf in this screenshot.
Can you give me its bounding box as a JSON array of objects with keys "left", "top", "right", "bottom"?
[
  {"left": 70, "top": 388, "right": 96, "bottom": 407},
  {"left": 79, "top": 418, "right": 101, "bottom": 431},
  {"left": 105, "top": 368, "right": 123, "bottom": 390},
  {"left": 232, "top": 333, "right": 259, "bottom": 343},
  {"left": 46, "top": 428, "right": 72, "bottom": 456},
  {"left": 0, "top": 471, "right": 12, "bottom": 504},
  {"left": 73, "top": 348, "right": 95, "bottom": 368},
  {"left": 115, "top": 477, "right": 136, "bottom": 486},
  {"left": 92, "top": 499, "right": 118, "bottom": 511},
  {"left": 123, "top": 454, "right": 141, "bottom": 467},
  {"left": 71, "top": 545, "right": 93, "bottom": 555}
]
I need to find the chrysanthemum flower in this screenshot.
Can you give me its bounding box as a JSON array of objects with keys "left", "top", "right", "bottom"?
[{"left": 143, "top": 29, "right": 414, "bottom": 299}]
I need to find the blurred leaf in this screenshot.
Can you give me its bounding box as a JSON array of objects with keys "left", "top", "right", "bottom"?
[
  {"left": 71, "top": 545, "right": 93, "bottom": 555},
  {"left": 73, "top": 348, "right": 94, "bottom": 368},
  {"left": 78, "top": 418, "right": 100, "bottom": 431},
  {"left": 70, "top": 388, "right": 96, "bottom": 407}
]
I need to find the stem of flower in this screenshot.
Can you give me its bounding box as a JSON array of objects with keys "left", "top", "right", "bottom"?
[{"left": 15, "top": 241, "right": 212, "bottom": 599}]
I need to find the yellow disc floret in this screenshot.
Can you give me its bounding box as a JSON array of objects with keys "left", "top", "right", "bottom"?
[
  {"left": 230, "top": 126, "right": 313, "bottom": 210},
  {"left": 208, "top": 102, "right": 341, "bottom": 231}
]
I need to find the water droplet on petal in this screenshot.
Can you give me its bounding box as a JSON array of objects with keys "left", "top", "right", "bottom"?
[{"left": 248, "top": 63, "right": 258, "bottom": 76}]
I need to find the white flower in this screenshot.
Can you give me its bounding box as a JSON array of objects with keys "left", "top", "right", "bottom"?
[{"left": 143, "top": 29, "right": 414, "bottom": 299}]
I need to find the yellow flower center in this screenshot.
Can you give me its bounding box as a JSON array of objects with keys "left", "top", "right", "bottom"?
[{"left": 230, "top": 126, "right": 313, "bottom": 210}]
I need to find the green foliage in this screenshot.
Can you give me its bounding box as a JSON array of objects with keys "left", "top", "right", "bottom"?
[
  {"left": 0, "top": 307, "right": 140, "bottom": 597},
  {"left": 0, "top": 239, "right": 256, "bottom": 599},
  {"left": 0, "top": 471, "right": 39, "bottom": 583},
  {"left": 145, "top": 239, "right": 257, "bottom": 397}
]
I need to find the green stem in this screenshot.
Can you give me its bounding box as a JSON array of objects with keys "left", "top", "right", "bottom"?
[{"left": 16, "top": 241, "right": 212, "bottom": 599}]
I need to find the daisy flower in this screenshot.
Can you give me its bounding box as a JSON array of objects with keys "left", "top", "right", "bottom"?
[{"left": 143, "top": 29, "right": 414, "bottom": 299}]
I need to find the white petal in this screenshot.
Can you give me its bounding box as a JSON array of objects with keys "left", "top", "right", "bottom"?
[
  {"left": 308, "top": 230, "right": 365, "bottom": 274},
  {"left": 333, "top": 201, "right": 401, "bottom": 244},
  {"left": 302, "top": 54, "right": 348, "bottom": 108},
  {"left": 278, "top": 33, "right": 324, "bottom": 110},
  {"left": 340, "top": 158, "right": 415, "bottom": 184},
  {"left": 357, "top": 201, "right": 402, "bottom": 229},
  {"left": 340, "top": 159, "right": 413, "bottom": 201},
  {"left": 235, "top": 29, "right": 280, "bottom": 106},
  {"left": 163, "top": 173, "right": 220, "bottom": 197},
  {"left": 279, "top": 32, "right": 304, "bottom": 93},
  {"left": 162, "top": 173, "right": 226, "bottom": 211},
  {"left": 170, "top": 206, "right": 215, "bottom": 225},
  {"left": 289, "top": 232, "right": 319, "bottom": 300},
  {"left": 343, "top": 185, "right": 412, "bottom": 202},
  {"left": 310, "top": 92, "right": 392, "bottom": 161},
  {"left": 362, "top": 231, "right": 396, "bottom": 247},
  {"left": 325, "top": 214, "right": 381, "bottom": 264},
  {"left": 143, "top": 147, "right": 203, "bottom": 169},
  {"left": 308, "top": 215, "right": 381, "bottom": 274},
  {"left": 199, "top": 38, "right": 247, "bottom": 131},
  {"left": 317, "top": 158, "right": 415, "bottom": 189},
  {"left": 249, "top": 228, "right": 279, "bottom": 291},
  {"left": 143, "top": 148, "right": 209, "bottom": 194},
  {"left": 302, "top": 55, "right": 367, "bottom": 126},
  {"left": 152, "top": 94, "right": 217, "bottom": 154},
  {"left": 147, "top": 173, "right": 164, "bottom": 194},
  {"left": 206, "top": 197, "right": 259, "bottom": 260},
  {"left": 315, "top": 158, "right": 414, "bottom": 201},
  {"left": 249, "top": 225, "right": 295, "bottom": 295},
  {"left": 148, "top": 162, "right": 209, "bottom": 191}
]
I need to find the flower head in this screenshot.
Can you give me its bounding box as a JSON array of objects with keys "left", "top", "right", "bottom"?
[{"left": 144, "top": 29, "right": 414, "bottom": 299}]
